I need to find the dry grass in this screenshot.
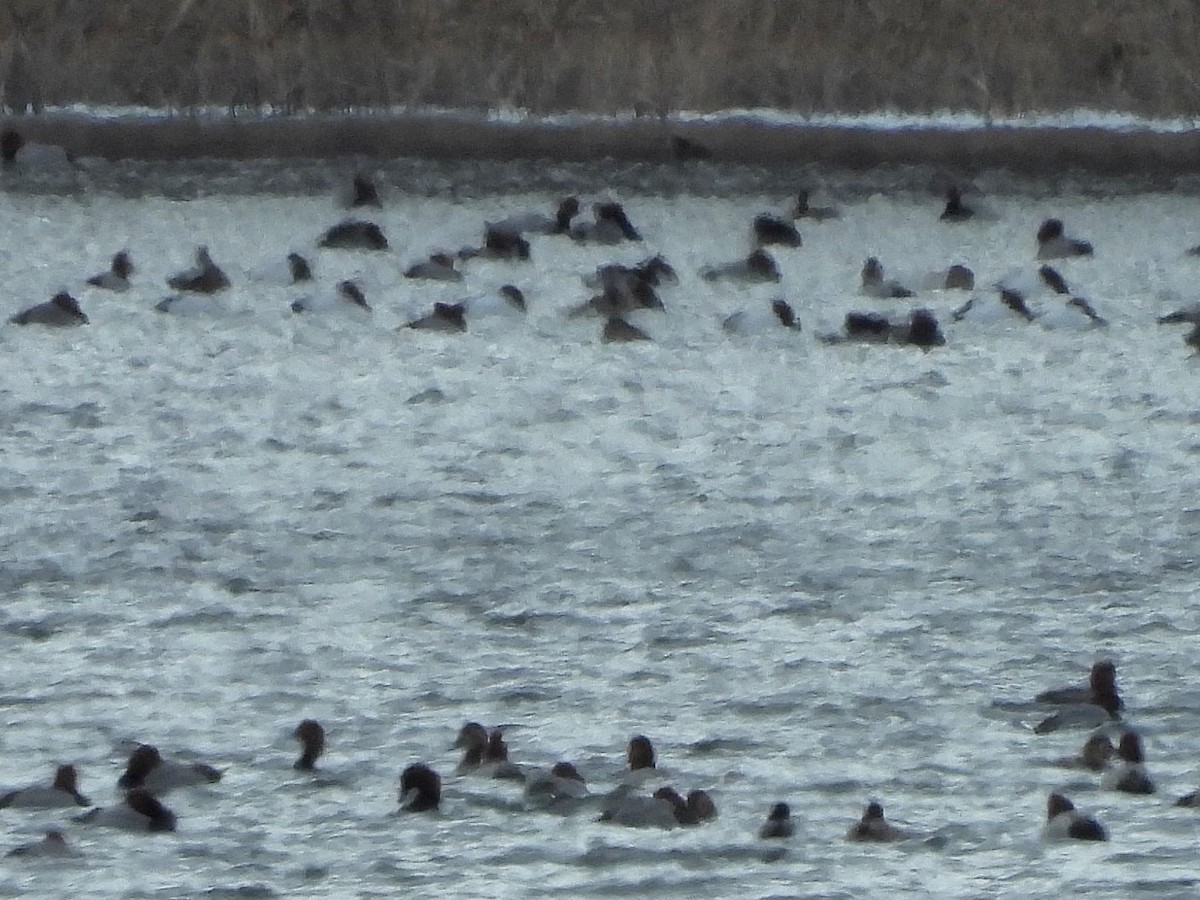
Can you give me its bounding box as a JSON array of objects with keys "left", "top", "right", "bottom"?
[{"left": 2, "top": 1, "right": 1200, "bottom": 117}]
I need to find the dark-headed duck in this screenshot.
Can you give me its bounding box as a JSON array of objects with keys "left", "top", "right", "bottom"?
[
  {"left": 940, "top": 186, "right": 974, "bottom": 222},
  {"left": 861, "top": 257, "right": 914, "bottom": 298},
  {"left": 348, "top": 172, "right": 382, "bottom": 209},
  {"left": 398, "top": 763, "right": 441, "bottom": 812},
  {"left": 793, "top": 189, "right": 840, "bottom": 221},
  {"left": 1043, "top": 792, "right": 1106, "bottom": 841},
  {"left": 291, "top": 280, "right": 370, "bottom": 314},
  {"left": 0, "top": 764, "right": 90, "bottom": 809},
  {"left": 1054, "top": 733, "right": 1115, "bottom": 772},
  {"left": 570, "top": 202, "right": 642, "bottom": 244},
  {"left": 722, "top": 298, "right": 800, "bottom": 335},
  {"left": 86, "top": 251, "right": 134, "bottom": 291},
  {"left": 1103, "top": 730, "right": 1154, "bottom": 794},
  {"left": 1036, "top": 660, "right": 1123, "bottom": 715},
  {"left": 752, "top": 214, "right": 802, "bottom": 248},
  {"left": 652, "top": 786, "right": 718, "bottom": 825},
  {"left": 167, "top": 246, "right": 230, "bottom": 293},
  {"left": 490, "top": 197, "right": 580, "bottom": 237},
  {"left": 1037, "top": 218, "right": 1093, "bottom": 260},
  {"left": 117, "top": 744, "right": 221, "bottom": 795},
  {"left": 293, "top": 719, "right": 325, "bottom": 771},
  {"left": 9, "top": 292, "right": 87, "bottom": 326},
  {"left": 406, "top": 302, "right": 466, "bottom": 333},
  {"left": 700, "top": 248, "right": 781, "bottom": 283},
  {"left": 602, "top": 316, "right": 652, "bottom": 343},
  {"left": 759, "top": 801, "right": 795, "bottom": 839},
  {"left": 463, "top": 285, "right": 527, "bottom": 319},
  {"left": 460, "top": 227, "right": 532, "bottom": 262},
  {"left": 846, "top": 801, "right": 908, "bottom": 842},
  {"left": 405, "top": 252, "right": 463, "bottom": 282},
  {"left": 319, "top": 219, "right": 389, "bottom": 251},
  {"left": 78, "top": 789, "right": 177, "bottom": 832}
]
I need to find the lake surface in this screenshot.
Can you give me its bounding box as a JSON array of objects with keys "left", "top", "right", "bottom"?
[{"left": 1, "top": 155, "right": 1199, "bottom": 898}]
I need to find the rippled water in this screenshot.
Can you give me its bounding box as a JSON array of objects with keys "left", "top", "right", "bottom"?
[{"left": 1, "top": 157, "right": 1199, "bottom": 898}]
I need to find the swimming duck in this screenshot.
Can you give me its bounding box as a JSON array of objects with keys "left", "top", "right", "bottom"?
[
  {"left": 319, "top": 219, "right": 389, "bottom": 250},
  {"left": 78, "top": 789, "right": 177, "bottom": 832},
  {"left": 861, "top": 257, "right": 914, "bottom": 298},
  {"left": 1036, "top": 660, "right": 1123, "bottom": 714},
  {"left": 0, "top": 764, "right": 90, "bottom": 809},
  {"left": 1042, "top": 792, "right": 1106, "bottom": 841},
  {"left": 722, "top": 298, "right": 800, "bottom": 335},
  {"left": 463, "top": 285, "right": 527, "bottom": 319},
  {"left": 9, "top": 292, "right": 88, "bottom": 326},
  {"left": 602, "top": 316, "right": 652, "bottom": 343},
  {"left": 652, "top": 787, "right": 718, "bottom": 825},
  {"left": 1054, "top": 733, "right": 1115, "bottom": 772},
  {"left": 346, "top": 172, "right": 382, "bottom": 209},
  {"left": 86, "top": 251, "right": 134, "bottom": 291},
  {"left": 830, "top": 309, "right": 944, "bottom": 348},
  {"left": 117, "top": 744, "right": 221, "bottom": 795},
  {"left": 398, "top": 763, "right": 441, "bottom": 812},
  {"left": 459, "top": 227, "right": 532, "bottom": 262},
  {"left": 598, "top": 785, "right": 680, "bottom": 829},
  {"left": 1037, "top": 218, "right": 1093, "bottom": 260},
  {"left": 290, "top": 280, "right": 371, "bottom": 314},
  {"left": 1102, "top": 730, "right": 1154, "bottom": 794},
  {"left": 752, "top": 214, "right": 802, "bottom": 248},
  {"left": 406, "top": 302, "right": 467, "bottom": 333},
  {"left": 489, "top": 197, "right": 580, "bottom": 237},
  {"left": 759, "top": 801, "right": 795, "bottom": 839},
  {"left": 939, "top": 186, "right": 974, "bottom": 222},
  {"left": 570, "top": 202, "right": 642, "bottom": 244},
  {"left": 404, "top": 252, "right": 463, "bottom": 282},
  {"left": 293, "top": 719, "right": 325, "bottom": 772},
  {"left": 523, "top": 761, "right": 588, "bottom": 806},
  {"left": 792, "top": 189, "right": 840, "bottom": 221},
  {"left": 167, "top": 246, "right": 230, "bottom": 293},
  {"left": 845, "top": 801, "right": 908, "bottom": 842},
  {"left": 700, "top": 248, "right": 781, "bottom": 283}
]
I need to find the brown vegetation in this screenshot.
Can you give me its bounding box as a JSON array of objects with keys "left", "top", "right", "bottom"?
[{"left": 1, "top": 1, "right": 1199, "bottom": 118}]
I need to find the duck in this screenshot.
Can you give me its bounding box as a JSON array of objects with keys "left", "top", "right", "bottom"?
[
  {"left": 759, "top": 801, "right": 795, "bottom": 839},
  {"left": 1038, "top": 296, "right": 1109, "bottom": 330},
  {"left": 489, "top": 197, "right": 580, "bottom": 237},
  {"left": 602, "top": 316, "right": 652, "bottom": 343},
  {"left": 9, "top": 292, "right": 88, "bottom": 326},
  {"left": 293, "top": 719, "right": 325, "bottom": 772},
  {"left": 155, "top": 293, "right": 227, "bottom": 317},
  {"left": 1042, "top": 792, "right": 1106, "bottom": 841},
  {"left": 459, "top": 227, "right": 532, "bottom": 262},
  {"left": 1037, "top": 218, "right": 1093, "bottom": 260},
  {"left": 167, "top": 246, "right": 230, "bottom": 293},
  {"left": 286, "top": 252, "right": 314, "bottom": 283},
  {"left": 1054, "top": 733, "right": 1115, "bottom": 772},
  {"left": 700, "top": 248, "right": 781, "bottom": 283},
  {"left": 752, "top": 214, "right": 802, "bottom": 248},
  {"left": 1176, "top": 789, "right": 1200, "bottom": 807},
  {"left": 398, "top": 763, "right": 441, "bottom": 812},
  {"left": 77, "top": 789, "right": 177, "bottom": 832},
  {"left": 792, "top": 189, "right": 840, "bottom": 221},
  {"left": 951, "top": 290, "right": 1037, "bottom": 326},
  {"left": 346, "top": 172, "right": 382, "bottom": 209},
  {"left": 598, "top": 785, "right": 680, "bottom": 829},
  {"left": 404, "top": 252, "right": 463, "bottom": 282},
  {"left": 652, "top": 787, "right": 718, "bottom": 825},
  {"left": 626, "top": 734, "right": 657, "bottom": 774},
  {"left": 860, "top": 257, "right": 914, "bottom": 298},
  {"left": 463, "top": 285, "right": 527, "bottom": 319},
  {"left": 86, "top": 251, "right": 134, "bottom": 291},
  {"left": 453, "top": 723, "right": 525, "bottom": 781},
  {"left": 1158, "top": 303, "right": 1200, "bottom": 352},
  {"left": 1102, "top": 730, "right": 1154, "bottom": 794},
  {"left": 570, "top": 202, "right": 642, "bottom": 244},
  {"left": 523, "top": 761, "right": 588, "bottom": 806},
  {"left": 318, "top": 219, "right": 389, "bottom": 250},
  {"left": 939, "top": 185, "right": 975, "bottom": 221},
  {"left": 5, "top": 829, "right": 80, "bottom": 858},
  {"left": 290, "top": 280, "right": 371, "bottom": 315},
  {"left": 0, "top": 764, "right": 90, "bottom": 809},
  {"left": 117, "top": 744, "right": 222, "bottom": 795},
  {"left": 406, "top": 302, "right": 467, "bottom": 333},
  {"left": 829, "top": 308, "right": 944, "bottom": 349},
  {"left": 0, "top": 128, "right": 74, "bottom": 173},
  {"left": 1036, "top": 659, "right": 1123, "bottom": 715},
  {"left": 721, "top": 298, "right": 800, "bottom": 335},
  {"left": 845, "top": 801, "right": 909, "bottom": 842}
]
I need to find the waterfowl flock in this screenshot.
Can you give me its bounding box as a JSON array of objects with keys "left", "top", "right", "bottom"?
[{"left": 3, "top": 150, "right": 1200, "bottom": 892}]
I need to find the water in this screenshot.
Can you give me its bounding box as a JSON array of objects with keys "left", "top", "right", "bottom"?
[{"left": 0, "top": 157, "right": 1199, "bottom": 898}]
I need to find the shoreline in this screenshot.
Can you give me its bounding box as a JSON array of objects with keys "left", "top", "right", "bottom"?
[{"left": 4, "top": 111, "right": 1200, "bottom": 177}]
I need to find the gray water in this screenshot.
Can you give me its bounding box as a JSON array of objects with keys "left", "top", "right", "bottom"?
[{"left": 1, "top": 157, "right": 1199, "bottom": 898}]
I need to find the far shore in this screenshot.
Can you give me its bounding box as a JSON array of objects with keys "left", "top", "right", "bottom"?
[{"left": 4, "top": 111, "right": 1200, "bottom": 177}]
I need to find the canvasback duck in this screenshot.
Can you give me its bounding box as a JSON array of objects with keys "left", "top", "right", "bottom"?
[
  {"left": 1103, "top": 730, "right": 1154, "bottom": 794},
  {"left": 1037, "top": 218, "right": 1093, "bottom": 260},
  {"left": 405, "top": 252, "right": 463, "bottom": 282},
  {"left": 319, "top": 219, "right": 389, "bottom": 250},
  {"left": 9, "top": 291, "right": 88, "bottom": 326},
  {"left": 524, "top": 761, "right": 588, "bottom": 806},
  {"left": 117, "top": 744, "right": 221, "bottom": 795},
  {"left": 398, "top": 763, "right": 441, "bottom": 812},
  {"left": 463, "top": 284, "right": 526, "bottom": 319},
  {"left": 845, "top": 801, "right": 908, "bottom": 842},
  {"left": 347, "top": 172, "right": 382, "bottom": 209},
  {"left": 700, "top": 248, "right": 781, "bottom": 283},
  {"left": 627, "top": 735, "right": 656, "bottom": 772},
  {"left": 1036, "top": 660, "right": 1123, "bottom": 715},
  {"left": 287, "top": 252, "right": 314, "bottom": 283},
  {"left": 1043, "top": 792, "right": 1106, "bottom": 841},
  {"left": 759, "top": 801, "right": 795, "bottom": 839},
  {"left": 652, "top": 787, "right": 718, "bottom": 825},
  {"left": 570, "top": 202, "right": 642, "bottom": 244},
  {"left": 943, "top": 264, "right": 975, "bottom": 290},
  {"left": 599, "top": 786, "right": 679, "bottom": 829},
  {"left": 0, "top": 764, "right": 90, "bottom": 809},
  {"left": 406, "top": 302, "right": 467, "bottom": 333},
  {"left": 167, "top": 246, "right": 230, "bottom": 293},
  {"left": 722, "top": 298, "right": 800, "bottom": 335},
  {"left": 0, "top": 128, "right": 73, "bottom": 171},
  {"left": 939, "top": 186, "right": 974, "bottom": 222},
  {"left": 752, "top": 214, "right": 802, "bottom": 248},
  {"left": 78, "top": 789, "right": 177, "bottom": 832},
  {"left": 291, "top": 280, "right": 370, "bottom": 314},
  {"left": 86, "top": 251, "right": 134, "bottom": 291},
  {"left": 293, "top": 719, "right": 325, "bottom": 771},
  {"left": 460, "top": 227, "right": 532, "bottom": 262},
  {"left": 1054, "top": 733, "right": 1115, "bottom": 772},
  {"left": 792, "top": 189, "right": 840, "bottom": 221},
  {"left": 602, "top": 316, "right": 651, "bottom": 343},
  {"left": 490, "top": 197, "right": 580, "bottom": 237},
  {"left": 5, "top": 829, "right": 79, "bottom": 858},
  {"left": 860, "top": 257, "right": 914, "bottom": 298}
]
